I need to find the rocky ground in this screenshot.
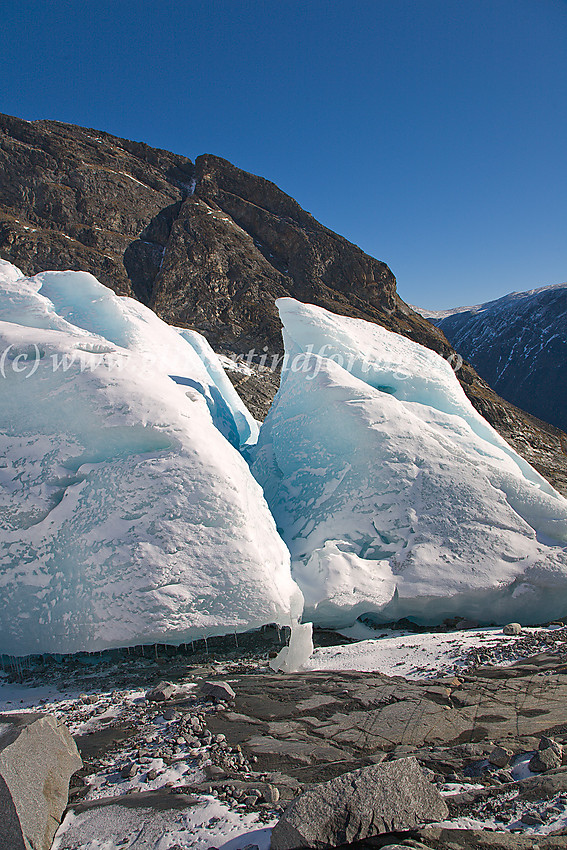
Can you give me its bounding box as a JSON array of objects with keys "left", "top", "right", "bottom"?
[{"left": 2, "top": 623, "right": 567, "bottom": 849}]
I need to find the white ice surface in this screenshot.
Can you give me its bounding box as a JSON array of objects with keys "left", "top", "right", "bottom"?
[
  {"left": 0, "top": 264, "right": 304, "bottom": 657},
  {"left": 252, "top": 298, "right": 567, "bottom": 627},
  {"left": 269, "top": 619, "right": 313, "bottom": 673},
  {"left": 0, "top": 262, "right": 257, "bottom": 450}
]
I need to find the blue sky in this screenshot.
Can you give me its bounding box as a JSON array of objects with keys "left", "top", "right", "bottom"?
[{"left": 1, "top": 0, "right": 566, "bottom": 308}]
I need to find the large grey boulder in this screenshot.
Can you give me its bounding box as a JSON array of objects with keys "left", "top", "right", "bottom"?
[
  {"left": 488, "top": 745, "right": 513, "bottom": 768},
  {"left": 0, "top": 712, "right": 82, "bottom": 850},
  {"left": 270, "top": 757, "right": 448, "bottom": 849},
  {"left": 201, "top": 680, "right": 236, "bottom": 702},
  {"left": 529, "top": 746, "right": 562, "bottom": 773}
]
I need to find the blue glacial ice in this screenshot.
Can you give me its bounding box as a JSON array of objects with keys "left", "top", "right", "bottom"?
[
  {"left": 0, "top": 262, "right": 305, "bottom": 657},
  {"left": 252, "top": 298, "right": 567, "bottom": 627}
]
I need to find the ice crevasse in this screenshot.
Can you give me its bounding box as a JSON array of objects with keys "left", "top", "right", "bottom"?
[
  {"left": 251, "top": 298, "right": 567, "bottom": 627},
  {"left": 0, "top": 261, "right": 308, "bottom": 660}
]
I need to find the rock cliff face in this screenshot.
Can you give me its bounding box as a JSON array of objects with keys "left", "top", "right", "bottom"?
[
  {"left": 1, "top": 112, "right": 566, "bottom": 493},
  {"left": 421, "top": 284, "right": 567, "bottom": 434}
]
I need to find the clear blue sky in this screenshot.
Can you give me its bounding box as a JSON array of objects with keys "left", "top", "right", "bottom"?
[{"left": 1, "top": 0, "right": 566, "bottom": 308}]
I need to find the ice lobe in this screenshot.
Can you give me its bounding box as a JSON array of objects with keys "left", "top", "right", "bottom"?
[
  {"left": 0, "top": 264, "right": 305, "bottom": 657},
  {"left": 175, "top": 327, "right": 259, "bottom": 447},
  {"left": 0, "top": 262, "right": 257, "bottom": 450},
  {"left": 252, "top": 298, "right": 567, "bottom": 627}
]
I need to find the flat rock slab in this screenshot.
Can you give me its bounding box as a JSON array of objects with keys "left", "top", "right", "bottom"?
[
  {"left": 0, "top": 712, "right": 82, "bottom": 850},
  {"left": 201, "top": 680, "right": 236, "bottom": 701},
  {"left": 55, "top": 800, "right": 198, "bottom": 850},
  {"left": 518, "top": 767, "right": 567, "bottom": 801},
  {"left": 248, "top": 734, "right": 348, "bottom": 766},
  {"left": 201, "top": 652, "right": 567, "bottom": 786},
  {"left": 270, "top": 757, "right": 448, "bottom": 849}
]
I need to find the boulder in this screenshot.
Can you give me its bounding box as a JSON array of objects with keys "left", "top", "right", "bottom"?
[
  {"left": 201, "top": 681, "right": 236, "bottom": 702},
  {"left": 488, "top": 745, "right": 513, "bottom": 768},
  {"left": 539, "top": 735, "right": 563, "bottom": 758},
  {"left": 145, "top": 681, "right": 177, "bottom": 702},
  {"left": 0, "top": 712, "right": 82, "bottom": 850},
  {"left": 269, "top": 757, "right": 448, "bottom": 850},
  {"left": 503, "top": 623, "right": 522, "bottom": 635},
  {"left": 529, "top": 746, "right": 562, "bottom": 773}
]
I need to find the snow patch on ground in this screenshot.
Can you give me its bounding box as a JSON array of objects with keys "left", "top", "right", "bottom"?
[
  {"left": 303, "top": 627, "right": 552, "bottom": 678},
  {"left": 53, "top": 796, "right": 275, "bottom": 850}
]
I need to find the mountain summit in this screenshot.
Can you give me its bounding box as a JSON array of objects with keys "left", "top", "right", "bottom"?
[{"left": 1, "top": 112, "right": 566, "bottom": 493}]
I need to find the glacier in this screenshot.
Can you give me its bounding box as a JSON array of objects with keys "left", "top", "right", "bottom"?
[
  {"left": 0, "top": 261, "right": 304, "bottom": 658},
  {"left": 252, "top": 298, "right": 567, "bottom": 627},
  {"left": 0, "top": 260, "right": 257, "bottom": 451},
  {"left": 4, "top": 256, "right": 567, "bottom": 659}
]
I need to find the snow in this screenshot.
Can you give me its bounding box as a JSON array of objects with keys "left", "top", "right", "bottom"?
[
  {"left": 3, "top": 624, "right": 566, "bottom": 847},
  {"left": 303, "top": 626, "right": 551, "bottom": 679},
  {"left": 217, "top": 354, "right": 255, "bottom": 378},
  {"left": 0, "top": 666, "right": 276, "bottom": 850},
  {"left": 252, "top": 298, "right": 567, "bottom": 628},
  {"left": 0, "top": 262, "right": 305, "bottom": 657},
  {"left": 0, "top": 263, "right": 257, "bottom": 450},
  {"left": 0, "top": 258, "right": 24, "bottom": 285},
  {"left": 436, "top": 796, "right": 567, "bottom": 837},
  {"left": 53, "top": 796, "right": 275, "bottom": 850},
  {"left": 408, "top": 303, "right": 477, "bottom": 321},
  {"left": 116, "top": 170, "right": 151, "bottom": 189}
]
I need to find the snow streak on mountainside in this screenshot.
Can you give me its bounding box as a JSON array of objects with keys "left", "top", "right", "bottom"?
[
  {"left": 0, "top": 262, "right": 304, "bottom": 658},
  {"left": 417, "top": 283, "right": 567, "bottom": 433},
  {"left": 252, "top": 299, "right": 567, "bottom": 627}
]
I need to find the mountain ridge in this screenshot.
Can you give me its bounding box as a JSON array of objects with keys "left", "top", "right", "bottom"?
[
  {"left": 1, "top": 111, "right": 566, "bottom": 494},
  {"left": 420, "top": 283, "right": 567, "bottom": 433}
]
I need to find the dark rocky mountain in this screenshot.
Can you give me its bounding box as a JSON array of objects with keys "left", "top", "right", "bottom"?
[
  {"left": 420, "top": 284, "right": 567, "bottom": 433},
  {"left": 1, "top": 111, "right": 566, "bottom": 494}
]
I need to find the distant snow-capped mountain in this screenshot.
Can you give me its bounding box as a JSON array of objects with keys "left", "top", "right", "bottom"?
[{"left": 416, "top": 282, "right": 567, "bottom": 432}]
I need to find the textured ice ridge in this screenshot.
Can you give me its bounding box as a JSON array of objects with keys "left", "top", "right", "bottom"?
[{"left": 252, "top": 298, "right": 567, "bottom": 627}]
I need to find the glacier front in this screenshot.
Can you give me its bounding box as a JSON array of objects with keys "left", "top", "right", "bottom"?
[
  {"left": 0, "top": 262, "right": 304, "bottom": 657},
  {"left": 252, "top": 298, "right": 567, "bottom": 627}
]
